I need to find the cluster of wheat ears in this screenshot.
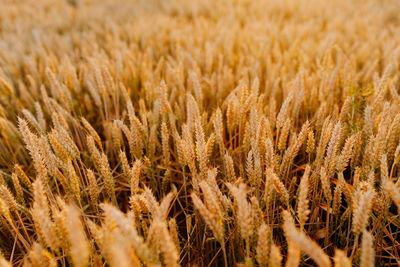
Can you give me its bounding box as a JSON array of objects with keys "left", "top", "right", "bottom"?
[{"left": 1, "top": 0, "right": 400, "bottom": 266}]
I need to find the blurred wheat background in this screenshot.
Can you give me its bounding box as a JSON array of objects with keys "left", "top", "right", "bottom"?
[{"left": 0, "top": 0, "right": 400, "bottom": 266}]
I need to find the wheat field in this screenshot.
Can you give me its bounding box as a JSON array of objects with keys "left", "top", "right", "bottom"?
[{"left": 0, "top": 0, "right": 400, "bottom": 266}]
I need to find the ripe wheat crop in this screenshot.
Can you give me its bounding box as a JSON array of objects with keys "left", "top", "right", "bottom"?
[{"left": 0, "top": 0, "right": 400, "bottom": 266}]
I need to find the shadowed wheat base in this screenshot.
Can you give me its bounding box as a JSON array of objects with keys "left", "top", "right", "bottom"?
[{"left": 0, "top": 0, "right": 400, "bottom": 266}]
